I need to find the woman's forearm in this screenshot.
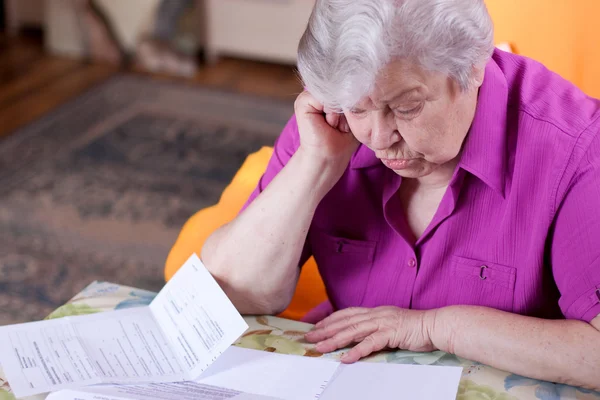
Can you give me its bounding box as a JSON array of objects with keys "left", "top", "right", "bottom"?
[
  {"left": 201, "top": 147, "right": 345, "bottom": 315},
  {"left": 432, "top": 306, "right": 600, "bottom": 390}
]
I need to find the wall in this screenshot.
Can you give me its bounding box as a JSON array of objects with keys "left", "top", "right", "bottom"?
[
  {"left": 44, "top": 0, "right": 600, "bottom": 98},
  {"left": 577, "top": 1, "right": 600, "bottom": 98},
  {"left": 486, "top": 0, "right": 600, "bottom": 98},
  {"left": 5, "top": 0, "right": 45, "bottom": 33},
  {"left": 45, "top": 0, "right": 85, "bottom": 57}
]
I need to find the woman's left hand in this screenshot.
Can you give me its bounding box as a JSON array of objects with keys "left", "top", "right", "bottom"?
[{"left": 304, "top": 306, "right": 439, "bottom": 363}]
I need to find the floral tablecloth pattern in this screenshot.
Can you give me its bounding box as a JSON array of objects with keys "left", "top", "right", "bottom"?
[{"left": 1, "top": 281, "right": 598, "bottom": 400}]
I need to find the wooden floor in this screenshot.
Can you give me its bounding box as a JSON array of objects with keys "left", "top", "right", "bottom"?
[{"left": 0, "top": 32, "right": 303, "bottom": 139}]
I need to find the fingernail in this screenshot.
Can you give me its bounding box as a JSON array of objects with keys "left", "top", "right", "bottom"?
[{"left": 305, "top": 332, "right": 319, "bottom": 341}]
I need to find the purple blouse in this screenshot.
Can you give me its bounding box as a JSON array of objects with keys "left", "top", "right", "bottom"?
[{"left": 243, "top": 49, "right": 600, "bottom": 323}]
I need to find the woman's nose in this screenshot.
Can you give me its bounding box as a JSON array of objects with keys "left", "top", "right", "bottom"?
[{"left": 370, "top": 109, "right": 400, "bottom": 151}]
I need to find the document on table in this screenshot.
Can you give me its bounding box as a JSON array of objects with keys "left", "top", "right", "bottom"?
[
  {"left": 0, "top": 254, "right": 249, "bottom": 398},
  {"left": 46, "top": 382, "right": 282, "bottom": 400},
  {"left": 195, "top": 346, "right": 340, "bottom": 400},
  {"left": 319, "top": 362, "right": 463, "bottom": 400},
  {"left": 46, "top": 346, "right": 462, "bottom": 400}
]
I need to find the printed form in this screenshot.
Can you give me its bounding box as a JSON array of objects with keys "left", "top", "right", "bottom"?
[
  {"left": 47, "top": 382, "right": 282, "bottom": 400},
  {"left": 0, "top": 254, "right": 249, "bottom": 398},
  {"left": 0, "top": 253, "right": 463, "bottom": 400},
  {"left": 45, "top": 346, "right": 462, "bottom": 400}
]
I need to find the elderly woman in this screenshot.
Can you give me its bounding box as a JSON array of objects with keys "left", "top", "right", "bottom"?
[{"left": 202, "top": 0, "right": 600, "bottom": 390}]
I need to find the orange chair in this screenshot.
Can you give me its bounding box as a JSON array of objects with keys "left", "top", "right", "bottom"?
[{"left": 164, "top": 147, "right": 328, "bottom": 321}]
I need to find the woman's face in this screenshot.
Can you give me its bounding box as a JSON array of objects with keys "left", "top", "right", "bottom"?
[{"left": 344, "top": 60, "right": 483, "bottom": 179}]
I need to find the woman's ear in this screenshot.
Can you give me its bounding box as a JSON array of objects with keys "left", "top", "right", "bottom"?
[{"left": 471, "top": 65, "right": 485, "bottom": 88}]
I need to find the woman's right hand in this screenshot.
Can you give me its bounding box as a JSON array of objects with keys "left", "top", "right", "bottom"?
[{"left": 294, "top": 91, "right": 359, "bottom": 170}]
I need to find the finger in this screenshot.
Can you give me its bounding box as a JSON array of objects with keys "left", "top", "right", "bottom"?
[
  {"left": 315, "top": 307, "right": 369, "bottom": 328},
  {"left": 338, "top": 114, "right": 351, "bottom": 133},
  {"left": 295, "top": 91, "right": 325, "bottom": 115},
  {"left": 319, "top": 306, "right": 400, "bottom": 329},
  {"left": 306, "top": 312, "right": 373, "bottom": 343},
  {"left": 341, "top": 331, "right": 391, "bottom": 363},
  {"left": 315, "top": 321, "right": 379, "bottom": 353},
  {"left": 325, "top": 112, "right": 340, "bottom": 129}
]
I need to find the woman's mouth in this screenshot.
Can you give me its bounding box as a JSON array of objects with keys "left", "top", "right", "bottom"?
[{"left": 380, "top": 158, "right": 416, "bottom": 170}]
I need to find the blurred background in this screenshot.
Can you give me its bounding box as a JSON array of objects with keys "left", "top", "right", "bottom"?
[{"left": 0, "top": 0, "right": 599, "bottom": 325}]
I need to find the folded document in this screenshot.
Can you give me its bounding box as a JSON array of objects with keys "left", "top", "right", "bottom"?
[
  {"left": 46, "top": 346, "right": 463, "bottom": 400},
  {"left": 0, "top": 254, "right": 463, "bottom": 400},
  {"left": 47, "top": 382, "right": 282, "bottom": 400},
  {"left": 0, "top": 254, "right": 248, "bottom": 398}
]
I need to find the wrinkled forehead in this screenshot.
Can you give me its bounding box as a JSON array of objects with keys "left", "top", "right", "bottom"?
[{"left": 350, "top": 60, "right": 440, "bottom": 110}]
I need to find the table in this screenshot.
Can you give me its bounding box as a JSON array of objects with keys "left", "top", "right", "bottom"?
[{"left": 1, "top": 281, "right": 598, "bottom": 400}]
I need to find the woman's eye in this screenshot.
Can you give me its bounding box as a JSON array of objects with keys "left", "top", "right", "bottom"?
[
  {"left": 394, "top": 104, "right": 421, "bottom": 116},
  {"left": 350, "top": 109, "right": 367, "bottom": 117}
]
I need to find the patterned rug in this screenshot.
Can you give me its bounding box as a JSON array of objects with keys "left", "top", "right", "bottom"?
[{"left": 0, "top": 75, "right": 294, "bottom": 325}]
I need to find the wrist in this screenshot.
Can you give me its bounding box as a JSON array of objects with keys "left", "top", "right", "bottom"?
[
  {"left": 426, "top": 307, "right": 457, "bottom": 354},
  {"left": 295, "top": 146, "right": 350, "bottom": 193}
]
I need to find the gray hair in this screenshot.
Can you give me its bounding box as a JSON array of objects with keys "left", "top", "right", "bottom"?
[{"left": 297, "top": 0, "right": 495, "bottom": 111}]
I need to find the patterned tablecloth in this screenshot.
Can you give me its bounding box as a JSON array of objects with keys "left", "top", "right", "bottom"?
[{"left": 1, "top": 281, "right": 598, "bottom": 400}]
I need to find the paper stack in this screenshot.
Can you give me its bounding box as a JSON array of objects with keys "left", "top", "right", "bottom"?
[{"left": 0, "top": 254, "right": 463, "bottom": 400}]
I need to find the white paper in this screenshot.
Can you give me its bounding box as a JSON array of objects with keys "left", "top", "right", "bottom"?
[
  {"left": 0, "top": 254, "right": 249, "bottom": 398},
  {"left": 70, "top": 308, "right": 184, "bottom": 383},
  {"left": 319, "top": 361, "right": 463, "bottom": 400},
  {"left": 195, "top": 347, "right": 340, "bottom": 400},
  {"left": 46, "top": 388, "right": 131, "bottom": 400},
  {"left": 149, "top": 255, "right": 248, "bottom": 378},
  {"left": 0, "top": 251, "right": 463, "bottom": 400},
  {"left": 0, "top": 318, "right": 101, "bottom": 397},
  {"left": 48, "top": 382, "right": 282, "bottom": 400}
]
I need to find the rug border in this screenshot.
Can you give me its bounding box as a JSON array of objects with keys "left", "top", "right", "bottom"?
[{"left": 0, "top": 72, "right": 296, "bottom": 147}]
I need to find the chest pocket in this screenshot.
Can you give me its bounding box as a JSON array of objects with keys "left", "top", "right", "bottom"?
[
  {"left": 310, "top": 230, "right": 376, "bottom": 310},
  {"left": 446, "top": 256, "right": 517, "bottom": 312}
]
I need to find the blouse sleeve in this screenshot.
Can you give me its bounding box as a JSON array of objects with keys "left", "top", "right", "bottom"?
[{"left": 551, "top": 129, "right": 600, "bottom": 322}]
